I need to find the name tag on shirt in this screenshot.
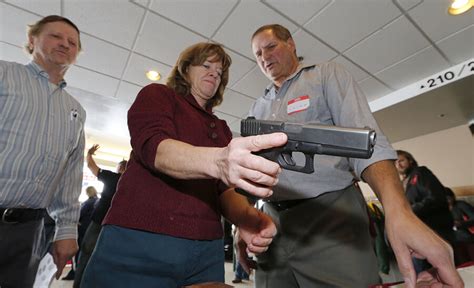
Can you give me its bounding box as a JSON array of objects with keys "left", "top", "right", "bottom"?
[{"left": 287, "top": 95, "right": 310, "bottom": 115}]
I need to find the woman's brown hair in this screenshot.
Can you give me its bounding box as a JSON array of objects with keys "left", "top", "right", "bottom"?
[{"left": 166, "top": 42, "right": 231, "bottom": 109}]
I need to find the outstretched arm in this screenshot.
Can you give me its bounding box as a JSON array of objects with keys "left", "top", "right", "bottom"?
[
  {"left": 362, "top": 160, "right": 463, "bottom": 288},
  {"left": 86, "top": 144, "right": 100, "bottom": 177},
  {"left": 154, "top": 134, "right": 287, "bottom": 198}
]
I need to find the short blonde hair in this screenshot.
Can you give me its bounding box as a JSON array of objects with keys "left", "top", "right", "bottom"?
[
  {"left": 85, "top": 186, "right": 97, "bottom": 198},
  {"left": 166, "top": 42, "right": 231, "bottom": 109}
]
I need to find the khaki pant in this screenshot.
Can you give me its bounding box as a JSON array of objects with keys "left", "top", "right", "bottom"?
[{"left": 256, "top": 185, "right": 380, "bottom": 288}]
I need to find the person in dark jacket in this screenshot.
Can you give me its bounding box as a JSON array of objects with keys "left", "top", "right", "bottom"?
[
  {"left": 445, "top": 187, "right": 474, "bottom": 265},
  {"left": 62, "top": 186, "right": 98, "bottom": 280},
  {"left": 73, "top": 144, "right": 127, "bottom": 287},
  {"left": 445, "top": 187, "right": 474, "bottom": 243},
  {"left": 396, "top": 150, "right": 454, "bottom": 274}
]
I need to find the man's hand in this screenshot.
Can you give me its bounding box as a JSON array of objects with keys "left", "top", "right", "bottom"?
[
  {"left": 87, "top": 144, "right": 99, "bottom": 156},
  {"left": 385, "top": 211, "right": 464, "bottom": 288},
  {"left": 52, "top": 239, "right": 78, "bottom": 280},
  {"left": 216, "top": 133, "right": 287, "bottom": 198},
  {"left": 235, "top": 229, "right": 257, "bottom": 275},
  {"left": 362, "top": 160, "right": 463, "bottom": 288},
  {"left": 235, "top": 210, "right": 276, "bottom": 274}
]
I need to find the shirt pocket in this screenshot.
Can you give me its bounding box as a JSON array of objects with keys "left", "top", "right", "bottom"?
[{"left": 67, "top": 111, "right": 83, "bottom": 151}]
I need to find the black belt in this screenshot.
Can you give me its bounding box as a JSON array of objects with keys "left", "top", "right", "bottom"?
[
  {"left": 0, "top": 208, "right": 46, "bottom": 224},
  {"left": 267, "top": 198, "right": 312, "bottom": 212}
]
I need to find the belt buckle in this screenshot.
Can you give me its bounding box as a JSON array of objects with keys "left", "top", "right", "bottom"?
[{"left": 2, "top": 208, "right": 19, "bottom": 224}]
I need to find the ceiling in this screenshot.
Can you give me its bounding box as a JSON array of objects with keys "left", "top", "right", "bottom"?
[{"left": 1, "top": 0, "right": 473, "bottom": 164}]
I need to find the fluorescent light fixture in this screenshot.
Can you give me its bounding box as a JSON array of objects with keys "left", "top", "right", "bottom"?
[{"left": 448, "top": 0, "right": 473, "bottom": 15}]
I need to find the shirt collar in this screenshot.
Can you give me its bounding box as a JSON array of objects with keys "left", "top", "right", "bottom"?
[
  {"left": 27, "top": 61, "right": 68, "bottom": 88},
  {"left": 264, "top": 61, "right": 316, "bottom": 95}
]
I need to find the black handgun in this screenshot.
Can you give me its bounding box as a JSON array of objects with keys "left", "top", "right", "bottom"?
[{"left": 241, "top": 117, "right": 376, "bottom": 174}]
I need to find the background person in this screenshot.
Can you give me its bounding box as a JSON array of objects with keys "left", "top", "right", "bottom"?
[
  {"left": 445, "top": 187, "right": 474, "bottom": 266},
  {"left": 396, "top": 150, "right": 454, "bottom": 273},
  {"left": 445, "top": 187, "right": 474, "bottom": 243},
  {"left": 0, "top": 15, "right": 85, "bottom": 288},
  {"left": 73, "top": 144, "right": 127, "bottom": 288},
  {"left": 62, "top": 186, "right": 98, "bottom": 281},
  {"left": 82, "top": 42, "right": 286, "bottom": 287}
]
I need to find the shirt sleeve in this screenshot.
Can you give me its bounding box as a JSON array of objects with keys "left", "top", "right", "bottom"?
[
  {"left": 321, "top": 62, "right": 397, "bottom": 179},
  {"left": 48, "top": 110, "right": 86, "bottom": 241},
  {"left": 128, "top": 84, "right": 177, "bottom": 171}
]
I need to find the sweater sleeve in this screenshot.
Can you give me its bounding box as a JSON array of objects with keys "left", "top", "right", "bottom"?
[{"left": 127, "top": 84, "right": 177, "bottom": 171}]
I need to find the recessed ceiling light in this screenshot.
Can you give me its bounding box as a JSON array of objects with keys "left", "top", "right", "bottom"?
[
  {"left": 146, "top": 70, "right": 161, "bottom": 81},
  {"left": 448, "top": 0, "right": 473, "bottom": 15}
]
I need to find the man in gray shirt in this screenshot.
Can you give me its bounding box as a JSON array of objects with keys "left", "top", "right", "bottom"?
[
  {"left": 0, "top": 15, "right": 84, "bottom": 287},
  {"left": 235, "top": 24, "right": 462, "bottom": 288}
]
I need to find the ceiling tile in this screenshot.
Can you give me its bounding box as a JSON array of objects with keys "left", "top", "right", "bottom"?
[
  {"left": 345, "top": 16, "right": 430, "bottom": 74},
  {"left": 134, "top": 13, "right": 205, "bottom": 65},
  {"left": 5, "top": 0, "right": 60, "bottom": 15},
  {"left": 64, "top": 0, "right": 145, "bottom": 49},
  {"left": 0, "top": 3, "right": 40, "bottom": 47},
  {"left": 332, "top": 56, "right": 369, "bottom": 82},
  {"left": 123, "top": 53, "right": 172, "bottom": 86},
  {"left": 292, "top": 29, "right": 337, "bottom": 64},
  {"left": 358, "top": 77, "right": 392, "bottom": 103},
  {"left": 225, "top": 50, "right": 256, "bottom": 87},
  {"left": 304, "top": 0, "right": 401, "bottom": 52},
  {"left": 116, "top": 81, "right": 143, "bottom": 105},
  {"left": 231, "top": 65, "right": 270, "bottom": 99},
  {"left": 408, "top": 0, "right": 474, "bottom": 43},
  {"left": 213, "top": 1, "right": 297, "bottom": 58},
  {"left": 0, "top": 42, "right": 30, "bottom": 64},
  {"left": 264, "top": 0, "right": 330, "bottom": 25},
  {"left": 376, "top": 46, "right": 450, "bottom": 90},
  {"left": 67, "top": 66, "right": 120, "bottom": 99},
  {"left": 217, "top": 89, "right": 256, "bottom": 118},
  {"left": 395, "top": 0, "right": 423, "bottom": 11},
  {"left": 5, "top": 0, "right": 61, "bottom": 16},
  {"left": 76, "top": 35, "right": 129, "bottom": 78},
  {"left": 437, "top": 25, "right": 474, "bottom": 65},
  {"left": 149, "top": 0, "right": 237, "bottom": 38}
]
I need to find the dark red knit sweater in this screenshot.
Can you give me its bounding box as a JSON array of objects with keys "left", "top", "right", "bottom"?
[{"left": 103, "top": 84, "right": 232, "bottom": 240}]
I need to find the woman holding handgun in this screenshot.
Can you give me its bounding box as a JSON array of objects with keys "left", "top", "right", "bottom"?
[{"left": 82, "top": 42, "right": 286, "bottom": 287}]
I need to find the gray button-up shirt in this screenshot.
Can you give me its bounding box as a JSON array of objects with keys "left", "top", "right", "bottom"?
[
  {"left": 0, "top": 60, "right": 85, "bottom": 240},
  {"left": 248, "top": 61, "right": 396, "bottom": 200}
]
